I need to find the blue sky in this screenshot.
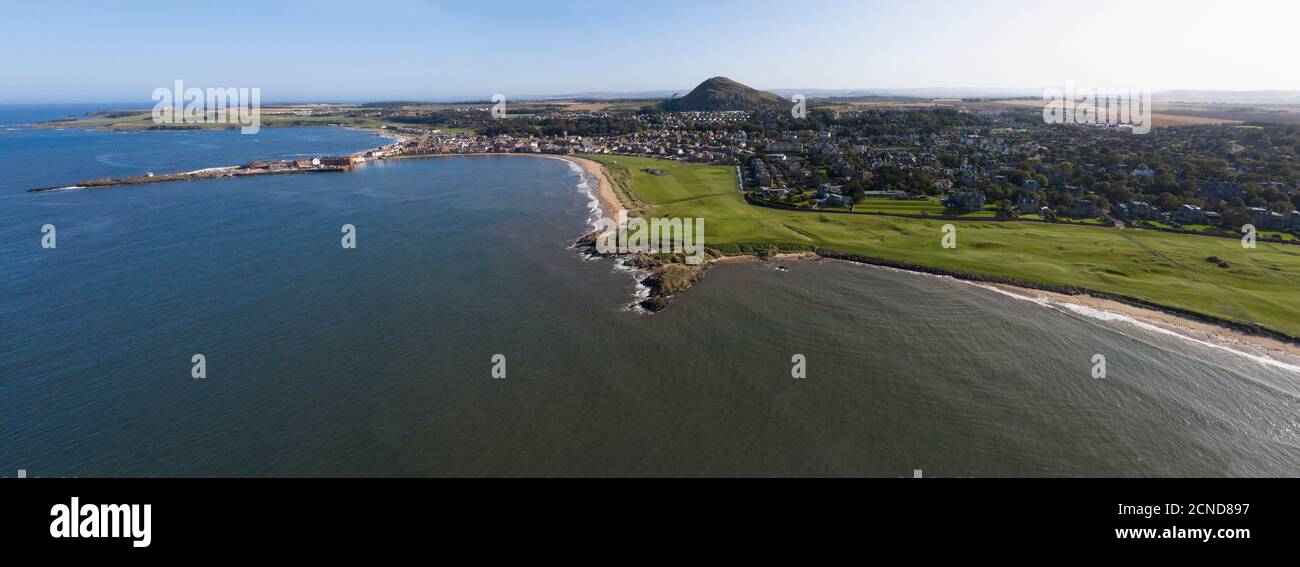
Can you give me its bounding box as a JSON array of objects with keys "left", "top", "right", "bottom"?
[{"left": 3, "top": 0, "right": 1297, "bottom": 103}]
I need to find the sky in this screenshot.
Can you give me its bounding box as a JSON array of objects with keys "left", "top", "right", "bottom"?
[{"left": 2, "top": 0, "right": 1298, "bottom": 103}]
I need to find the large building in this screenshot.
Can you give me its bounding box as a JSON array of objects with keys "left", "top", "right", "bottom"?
[{"left": 945, "top": 191, "right": 986, "bottom": 213}]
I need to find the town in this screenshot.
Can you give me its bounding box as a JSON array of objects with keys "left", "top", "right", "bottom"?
[
  {"left": 37, "top": 88, "right": 1300, "bottom": 246},
  {"left": 372, "top": 98, "right": 1300, "bottom": 243}
]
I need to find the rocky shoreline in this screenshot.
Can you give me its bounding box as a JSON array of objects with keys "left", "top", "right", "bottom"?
[{"left": 574, "top": 231, "right": 710, "bottom": 312}]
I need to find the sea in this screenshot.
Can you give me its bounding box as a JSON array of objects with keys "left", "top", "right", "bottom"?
[{"left": 2, "top": 104, "right": 1298, "bottom": 477}]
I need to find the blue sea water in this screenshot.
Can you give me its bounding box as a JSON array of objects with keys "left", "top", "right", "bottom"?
[
  {"left": 0, "top": 103, "right": 136, "bottom": 128},
  {"left": 0, "top": 104, "right": 395, "bottom": 191},
  {"left": 2, "top": 113, "right": 1299, "bottom": 477}
]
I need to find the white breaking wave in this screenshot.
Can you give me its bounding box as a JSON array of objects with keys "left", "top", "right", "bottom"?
[
  {"left": 555, "top": 158, "right": 603, "bottom": 231},
  {"left": 968, "top": 282, "right": 1300, "bottom": 376},
  {"left": 556, "top": 157, "right": 645, "bottom": 310},
  {"left": 827, "top": 258, "right": 1300, "bottom": 376},
  {"left": 183, "top": 167, "right": 234, "bottom": 175}
]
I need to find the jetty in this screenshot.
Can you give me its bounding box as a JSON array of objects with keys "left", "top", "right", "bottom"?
[{"left": 27, "top": 155, "right": 368, "bottom": 193}]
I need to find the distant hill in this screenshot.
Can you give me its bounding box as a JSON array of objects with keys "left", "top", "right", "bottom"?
[{"left": 661, "top": 77, "right": 785, "bottom": 112}]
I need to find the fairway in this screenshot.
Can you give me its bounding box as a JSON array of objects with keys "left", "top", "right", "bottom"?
[{"left": 582, "top": 154, "right": 1300, "bottom": 338}]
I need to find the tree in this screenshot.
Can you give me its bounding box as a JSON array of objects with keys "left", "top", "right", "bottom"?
[
  {"left": 1094, "top": 196, "right": 1111, "bottom": 213},
  {"left": 1156, "top": 192, "right": 1181, "bottom": 211},
  {"left": 1222, "top": 209, "right": 1251, "bottom": 228},
  {"left": 995, "top": 199, "right": 1018, "bottom": 219}
]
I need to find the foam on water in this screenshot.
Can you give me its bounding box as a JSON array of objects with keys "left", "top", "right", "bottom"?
[
  {"left": 555, "top": 157, "right": 649, "bottom": 309},
  {"left": 968, "top": 282, "right": 1300, "bottom": 377}
]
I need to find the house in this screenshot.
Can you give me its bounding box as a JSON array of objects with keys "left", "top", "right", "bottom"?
[
  {"left": 1174, "top": 204, "right": 1206, "bottom": 224},
  {"left": 1132, "top": 164, "right": 1156, "bottom": 177},
  {"left": 1022, "top": 179, "right": 1041, "bottom": 191},
  {"left": 821, "top": 193, "right": 852, "bottom": 208},
  {"left": 1017, "top": 195, "right": 1038, "bottom": 214},
  {"left": 1246, "top": 207, "right": 1287, "bottom": 229},
  {"left": 815, "top": 184, "right": 843, "bottom": 198},
  {"left": 1128, "top": 201, "right": 1154, "bottom": 219},
  {"left": 768, "top": 142, "right": 803, "bottom": 153},
  {"left": 945, "top": 190, "right": 986, "bottom": 212},
  {"left": 318, "top": 156, "right": 355, "bottom": 167},
  {"left": 1067, "top": 199, "right": 1099, "bottom": 217}
]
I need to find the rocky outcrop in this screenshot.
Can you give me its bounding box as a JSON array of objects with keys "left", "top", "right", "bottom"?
[
  {"left": 574, "top": 233, "right": 709, "bottom": 313},
  {"left": 637, "top": 260, "right": 707, "bottom": 312}
]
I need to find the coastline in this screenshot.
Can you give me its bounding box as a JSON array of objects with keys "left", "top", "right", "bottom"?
[
  {"left": 561, "top": 155, "right": 627, "bottom": 223},
  {"left": 560, "top": 158, "right": 1300, "bottom": 357},
  {"left": 715, "top": 252, "right": 1300, "bottom": 369},
  {"left": 388, "top": 152, "right": 628, "bottom": 224},
  {"left": 981, "top": 282, "right": 1300, "bottom": 365},
  {"left": 26, "top": 136, "right": 1300, "bottom": 358},
  {"left": 795, "top": 253, "right": 1300, "bottom": 369}
]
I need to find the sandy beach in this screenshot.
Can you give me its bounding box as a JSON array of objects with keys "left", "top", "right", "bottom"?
[
  {"left": 982, "top": 283, "right": 1300, "bottom": 363},
  {"left": 384, "top": 153, "right": 628, "bottom": 224},
  {"left": 560, "top": 156, "right": 626, "bottom": 222},
  {"left": 723, "top": 252, "right": 1300, "bottom": 368}
]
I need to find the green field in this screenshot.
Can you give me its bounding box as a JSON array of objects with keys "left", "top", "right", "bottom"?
[
  {"left": 844, "top": 196, "right": 948, "bottom": 215},
  {"left": 1140, "top": 220, "right": 1299, "bottom": 242},
  {"left": 580, "top": 154, "right": 1300, "bottom": 338}
]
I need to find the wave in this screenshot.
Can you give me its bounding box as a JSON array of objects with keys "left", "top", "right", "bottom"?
[
  {"left": 565, "top": 161, "right": 604, "bottom": 231},
  {"left": 968, "top": 282, "right": 1300, "bottom": 376},
  {"left": 825, "top": 257, "right": 1300, "bottom": 376},
  {"left": 556, "top": 157, "right": 645, "bottom": 310}
]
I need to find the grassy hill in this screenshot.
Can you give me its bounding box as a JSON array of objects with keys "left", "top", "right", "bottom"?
[
  {"left": 661, "top": 77, "right": 785, "bottom": 112},
  {"left": 580, "top": 154, "right": 1300, "bottom": 338}
]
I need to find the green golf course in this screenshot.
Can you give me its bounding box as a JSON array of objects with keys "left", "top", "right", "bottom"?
[{"left": 581, "top": 154, "right": 1300, "bottom": 338}]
